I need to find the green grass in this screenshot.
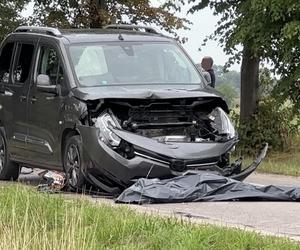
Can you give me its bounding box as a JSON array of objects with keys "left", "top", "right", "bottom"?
[
  {"left": 257, "top": 151, "right": 300, "bottom": 176},
  {"left": 0, "top": 185, "right": 299, "bottom": 250}
]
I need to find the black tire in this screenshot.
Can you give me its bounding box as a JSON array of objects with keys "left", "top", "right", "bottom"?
[
  {"left": 63, "top": 135, "right": 86, "bottom": 191},
  {"left": 0, "top": 129, "right": 20, "bottom": 180}
]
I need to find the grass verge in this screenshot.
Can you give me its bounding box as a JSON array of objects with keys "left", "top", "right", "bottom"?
[
  {"left": 257, "top": 151, "right": 300, "bottom": 176},
  {"left": 0, "top": 185, "right": 299, "bottom": 250},
  {"left": 244, "top": 146, "right": 300, "bottom": 177}
]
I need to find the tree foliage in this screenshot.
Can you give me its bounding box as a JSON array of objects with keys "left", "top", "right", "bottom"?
[
  {"left": 259, "top": 67, "right": 276, "bottom": 98},
  {"left": 0, "top": 0, "right": 30, "bottom": 40},
  {"left": 232, "top": 97, "right": 299, "bottom": 155},
  {"left": 232, "top": 68, "right": 299, "bottom": 154},
  {"left": 30, "top": 0, "right": 190, "bottom": 40}
]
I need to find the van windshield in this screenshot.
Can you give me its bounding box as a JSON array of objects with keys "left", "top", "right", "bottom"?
[{"left": 69, "top": 42, "right": 204, "bottom": 87}]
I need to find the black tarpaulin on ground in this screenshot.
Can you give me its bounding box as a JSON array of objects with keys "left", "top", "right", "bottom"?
[{"left": 116, "top": 172, "right": 300, "bottom": 204}]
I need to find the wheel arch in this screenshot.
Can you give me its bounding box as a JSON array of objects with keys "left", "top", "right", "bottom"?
[{"left": 61, "top": 127, "right": 81, "bottom": 159}]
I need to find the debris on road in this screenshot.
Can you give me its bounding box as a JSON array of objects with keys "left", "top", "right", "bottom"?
[{"left": 37, "top": 171, "right": 66, "bottom": 193}]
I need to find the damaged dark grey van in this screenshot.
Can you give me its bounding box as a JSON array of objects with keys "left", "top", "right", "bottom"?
[{"left": 0, "top": 25, "right": 267, "bottom": 192}]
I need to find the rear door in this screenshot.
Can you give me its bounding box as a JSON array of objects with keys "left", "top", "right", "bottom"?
[
  {"left": 26, "top": 39, "right": 66, "bottom": 169},
  {"left": 0, "top": 40, "right": 35, "bottom": 160}
]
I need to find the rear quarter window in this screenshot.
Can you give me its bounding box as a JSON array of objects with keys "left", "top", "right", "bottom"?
[{"left": 0, "top": 42, "right": 14, "bottom": 84}]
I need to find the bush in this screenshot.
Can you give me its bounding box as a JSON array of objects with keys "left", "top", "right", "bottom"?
[{"left": 231, "top": 97, "right": 299, "bottom": 155}]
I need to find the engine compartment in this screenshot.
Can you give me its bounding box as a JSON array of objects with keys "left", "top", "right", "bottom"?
[{"left": 86, "top": 97, "right": 235, "bottom": 143}]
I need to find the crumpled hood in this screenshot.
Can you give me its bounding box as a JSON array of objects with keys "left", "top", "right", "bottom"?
[{"left": 72, "top": 85, "right": 224, "bottom": 100}]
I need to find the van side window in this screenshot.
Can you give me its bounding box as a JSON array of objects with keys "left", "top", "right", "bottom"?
[
  {"left": 13, "top": 44, "right": 35, "bottom": 84},
  {"left": 0, "top": 43, "right": 14, "bottom": 84},
  {"left": 37, "top": 46, "right": 64, "bottom": 85}
]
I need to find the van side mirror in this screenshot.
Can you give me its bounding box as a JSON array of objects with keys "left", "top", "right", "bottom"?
[{"left": 36, "top": 74, "right": 60, "bottom": 95}]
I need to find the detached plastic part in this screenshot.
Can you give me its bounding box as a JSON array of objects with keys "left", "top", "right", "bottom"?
[
  {"left": 230, "top": 143, "right": 268, "bottom": 181},
  {"left": 86, "top": 173, "right": 121, "bottom": 194},
  {"left": 182, "top": 143, "right": 268, "bottom": 181},
  {"left": 37, "top": 170, "right": 66, "bottom": 193}
]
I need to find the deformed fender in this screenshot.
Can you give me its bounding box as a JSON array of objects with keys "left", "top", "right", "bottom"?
[
  {"left": 75, "top": 124, "right": 133, "bottom": 186},
  {"left": 75, "top": 125, "right": 101, "bottom": 163}
]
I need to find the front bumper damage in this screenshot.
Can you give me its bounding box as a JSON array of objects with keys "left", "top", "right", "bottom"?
[{"left": 77, "top": 125, "right": 268, "bottom": 193}]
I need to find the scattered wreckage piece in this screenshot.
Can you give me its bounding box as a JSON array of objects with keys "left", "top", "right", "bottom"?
[
  {"left": 37, "top": 170, "right": 66, "bottom": 193},
  {"left": 228, "top": 143, "right": 268, "bottom": 181}
]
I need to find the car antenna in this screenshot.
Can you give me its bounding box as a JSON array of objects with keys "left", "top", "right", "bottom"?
[
  {"left": 114, "top": 6, "right": 124, "bottom": 41},
  {"left": 116, "top": 21, "right": 124, "bottom": 41}
]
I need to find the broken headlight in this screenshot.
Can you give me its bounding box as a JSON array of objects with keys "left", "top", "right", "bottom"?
[
  {"left": 210, "top": 107, "right": 236, "bottom": 140},
  {"left": 95, "top": 112, "right": 121, "bottom": 147}
]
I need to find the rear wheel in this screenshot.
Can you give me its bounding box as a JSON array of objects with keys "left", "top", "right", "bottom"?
[
  {"left": 63, "top": 135, "right": 86, "bottom": 191},
  {"left": 0, "top": 129, "right": 20, "bottom": 180}
]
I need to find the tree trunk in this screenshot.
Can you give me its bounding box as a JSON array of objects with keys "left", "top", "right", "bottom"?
[
  {"left": 240, "top": 46, "right": 260, "bottom": 122},
  {"left": 89, "top": 0, "right": 108, "bottom": 28}
]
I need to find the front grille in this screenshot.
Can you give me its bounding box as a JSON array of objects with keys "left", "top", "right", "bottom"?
[{"left": 134, "top": 148, "right": 220, "bottom": 172}]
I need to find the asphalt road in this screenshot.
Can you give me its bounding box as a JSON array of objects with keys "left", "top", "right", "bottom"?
[{"left": 11, "top": 169, "right": 300, "bottom": 241}]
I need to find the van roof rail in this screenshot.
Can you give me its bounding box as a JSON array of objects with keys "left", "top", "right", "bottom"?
[
  {"left": 14, "top": 26, "right": 62, "bottom": 37},
  {"left": 104, "top": 24, "right": 160, "bottom": 34}
]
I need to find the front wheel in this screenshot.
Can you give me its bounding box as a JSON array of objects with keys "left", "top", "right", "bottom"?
[
  {"left": 63, "top": 135, "right": 86, "bottom": 191},
  {"left": 0, "top": 129, "right": 20, "bottom": 180}
]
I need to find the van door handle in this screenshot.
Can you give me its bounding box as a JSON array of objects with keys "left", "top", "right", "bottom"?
[
  {"left": 0, "top": 90, "right": 13, "bottom": 97},
  {"left": 19, "top": 95, "right": 27, "bottom": 102},
  {"left": 4, "top": 91, "right": 13, "bottom": 96},
  {"left": 30, "top": 97, "right": 37, "bottom": 104}
]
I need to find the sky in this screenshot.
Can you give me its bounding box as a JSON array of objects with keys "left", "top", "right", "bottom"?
[
  {"left": 22, "top": 1, "right": 241, "bottom": 71},
  {"left": 153, "top": 1, "right": 240, "bottom": 71}
]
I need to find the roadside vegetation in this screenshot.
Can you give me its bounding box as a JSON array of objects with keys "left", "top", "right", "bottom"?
[
  {"left": 228, "top": 67, "right": 300, "bottom": 176},
  {"left": 237, "top": 115, "right": 300, "bottom": 177},
  {"left": 0, "top": 185, "right": 299, "bottom": 250},
  {"left": 214, "top": 66, "right": 300, "bottom": 177},
  {"left": 245, "top": 143, "right": 300, "bottom": 177},
  {"left": 258, "top": 153, "right": 300, "bottom": 177}
]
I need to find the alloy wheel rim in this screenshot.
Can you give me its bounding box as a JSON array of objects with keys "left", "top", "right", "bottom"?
[
  {"left": 0, "top": 136, "right": 5, "bottom": 173},
  {"left": 66, "top": 144, "right": 80, "bottom": 187}
]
